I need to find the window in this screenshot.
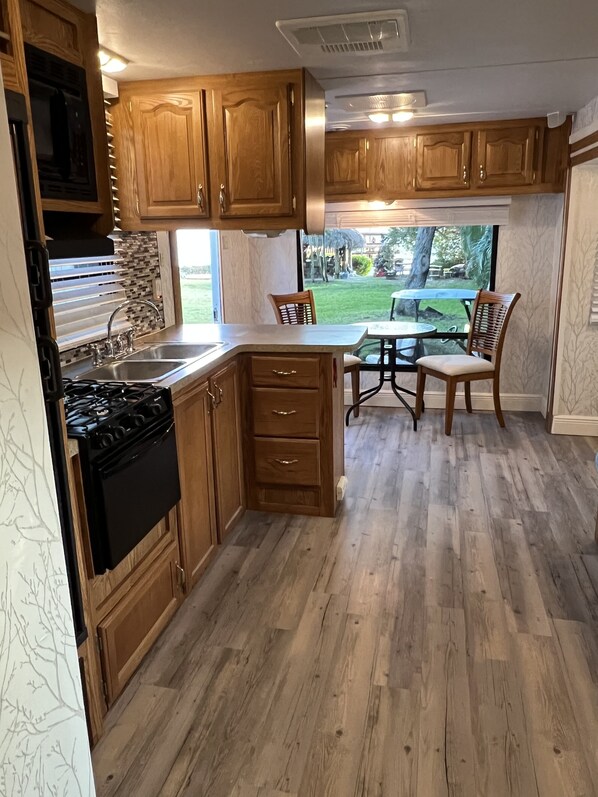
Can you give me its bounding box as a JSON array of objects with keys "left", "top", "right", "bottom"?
[
  {"left": 175, "top": 229, "right": 221, "bottom": 323},
  {"left": 301, "top": 224, "right": 498, "bottom": 364}
]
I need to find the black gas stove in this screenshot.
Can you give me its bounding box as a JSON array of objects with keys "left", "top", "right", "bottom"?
[
  {"left": 63, "top": 378, "right": 172, "bottom": 451},
  {"left": 63, "top": 378, "right": 180, "bottom": 574}
]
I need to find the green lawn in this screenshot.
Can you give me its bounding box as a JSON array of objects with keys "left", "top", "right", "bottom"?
[
  {"left": 181, "top": 279, "right": 213, "bottom": 323},
  {"left": 310, "top": 275, "right": 477, "bottom": 331}
]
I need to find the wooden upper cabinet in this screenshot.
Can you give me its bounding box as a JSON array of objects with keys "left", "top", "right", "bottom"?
[
  {"left": 369, "top": 133, "right": 415, "bottom": 196},
  {"left": 415, "top": 131, "right": 472, "bottom": 191},
  {"left": 325, "top": 134, "right": 368, "bottom": 196},
  {"left": 131, "top": 91, "right": 209, "bottom": 219},
  {"left": 473, "top": 125, "right": 537, "bottom": 189},
  {"left": 210, "top": 81, "right": 292, "bottom": 218},
  {"left": 0, "top": 0, "right": 27, "bottom": 95}
]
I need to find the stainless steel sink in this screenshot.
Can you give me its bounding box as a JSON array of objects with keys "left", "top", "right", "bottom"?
[
  {"left": 78, "top": 359, "right": 188, "bottom": 383},
  {"left": 127, "top": 342, "right": 223, "bottom": 361}
]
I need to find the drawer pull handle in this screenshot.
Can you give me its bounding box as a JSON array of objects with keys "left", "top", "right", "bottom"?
[
  {"left": 272, "top": 369, "right": 297, "bottom": 376},
  {"left": 274, "top": 458, "right": 299, "bottom": 465},
  {"left": 272, "top": 409, "right": 297, "bottom": 416}
]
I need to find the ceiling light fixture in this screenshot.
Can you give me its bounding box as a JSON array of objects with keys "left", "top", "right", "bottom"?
[
  {"left": 391, "top": 110, "right": 414, "bottom": 122},
  {"left": 98, "top": 47, "right": 129, "bottom": 74},
  {"left": 368, "top": 112, "right": 390, "bottom": 124}
]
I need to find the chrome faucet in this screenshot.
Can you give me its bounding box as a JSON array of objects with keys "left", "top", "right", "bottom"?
[
  {"left": 106, "top": 298, "right": 162, "bottom": 350},
  {"left": 90, "top": 299, "right": 162, "bottom": 366}
]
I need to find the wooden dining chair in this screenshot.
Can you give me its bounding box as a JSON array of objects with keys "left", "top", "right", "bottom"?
[
  {"left": 268, "top": 290, "right": 362, "bottom": 417},
  {"left": 415, "top": 290, "right": 521, "bottom": 436}
]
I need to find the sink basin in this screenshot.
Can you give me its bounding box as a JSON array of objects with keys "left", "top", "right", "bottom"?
[
  {"left": 78, "top": 359, "right": 188, "bottom": 383},
  {"left": 126, "top": 342, "right": 223, "bottom": 361}
]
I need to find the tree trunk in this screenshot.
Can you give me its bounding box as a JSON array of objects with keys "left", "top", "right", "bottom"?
[{"left": 397, "top": 226, "right": 437, "bottom": 316}]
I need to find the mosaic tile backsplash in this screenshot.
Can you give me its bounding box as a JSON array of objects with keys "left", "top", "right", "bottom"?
[{"left": 59, "top": 231, "right": 165, "bottom": 366}]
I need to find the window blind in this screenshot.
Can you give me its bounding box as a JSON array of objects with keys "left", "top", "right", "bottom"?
[{"left": 50, "top": 255, "right": 128, "bottom": 351}]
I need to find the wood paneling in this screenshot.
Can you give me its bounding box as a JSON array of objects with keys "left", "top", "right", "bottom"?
[
  {"left": 97, "top": 540, "right": 181, "bottom": 705},
  {"left": 416, "top": 130, "right": 472, "bottom": 190},
  {"left": 131, "top": 91, "right": 209, "bottom": 219},
  {"left": 324, "top": 133, "right": 368, "bottom": 196},
  {"left": 173, "top": 381, "right": 217, "bottom": 590},
  {"left": 303, "top": 69, "right": 325, "bottom": 235},
  {"left": 369, "top": 132, "right": 415, "bottom": 196},
  {"left": 209, "top": 360, "right": 245, "bottom": 540},
  {"left": 473, "top": 124, "right": 537, "bottom": 188},
  {"left": 210, "top": 80, "right": 292, "bottom": 218}
]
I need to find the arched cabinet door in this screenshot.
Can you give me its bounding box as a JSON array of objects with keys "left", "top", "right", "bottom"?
[
  {"left": 131, "top": 91, "right": 209, "bottom": 219},
  {"left": 473, "top": 125, "right": 538, "bottom": 189},
  {"left": 210, "top": 81, "right": 293, "bottom": 219},
  {"left": 415, "top": 130, "right": 472, "bottom": 191}
]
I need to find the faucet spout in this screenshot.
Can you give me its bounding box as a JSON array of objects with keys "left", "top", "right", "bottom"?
[{"left": 107, "top": 299, "right": 162, "bottom": 347}]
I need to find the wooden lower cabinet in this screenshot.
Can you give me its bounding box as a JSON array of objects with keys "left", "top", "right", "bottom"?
[
  {"left": 245, "top": 353, "right": 344, "bottom": 517},
  {"left": 173, "top": 381, "right": 217, "bottom": 590},
  {"left": 97, "top": 540, "right": 181, "bottom": 706},
  {"left": 209, "top": 360, "right": 245, "bottom": 540}
]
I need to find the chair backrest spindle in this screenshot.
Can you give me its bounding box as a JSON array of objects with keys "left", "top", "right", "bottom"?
[
  {"left": 467, "top": 290, "right": 521, "bottom": 362},
  {"left": 268, "top": 290, "right": 317, "bottom": 325}
]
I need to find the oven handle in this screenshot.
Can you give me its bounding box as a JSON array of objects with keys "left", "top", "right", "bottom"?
[{"left": 98, "top": 422, "right": 175, "bottom": 478}]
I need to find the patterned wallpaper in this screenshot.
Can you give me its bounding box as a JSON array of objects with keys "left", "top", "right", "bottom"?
[
  {"left": 0, "top": 86, "right": 94, "bottom": 795},
  {"left": 573, "top": 93, "right": 598, "bottom": 134},
  {"left": 495, "top": 194, "right": 563, "bottom": 399},
  {"left": 220, "top": 231, "right": 299, "bottom": 324},
  {"left": 555, "top": 166, "right": 598, "bottom": 416}
]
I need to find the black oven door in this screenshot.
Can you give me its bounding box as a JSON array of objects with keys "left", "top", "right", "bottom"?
[{"left": 89, "top": 419, "right": 181, "bottom": 574}]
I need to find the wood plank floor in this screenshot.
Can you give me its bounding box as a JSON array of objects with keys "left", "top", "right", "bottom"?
[{"left": 92, "top": 409, "right": 598, "bottom": 797}]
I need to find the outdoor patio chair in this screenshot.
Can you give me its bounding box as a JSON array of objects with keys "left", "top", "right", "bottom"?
[
  {"left": 267, "top": 290, "right": 362, "bottom": 417},
  {"left": 415, "top": 290, "right": 520, "bottom": 435}
]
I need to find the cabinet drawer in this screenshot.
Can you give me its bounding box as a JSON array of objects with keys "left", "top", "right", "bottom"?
[
  {"left": 250, "top": 355, "right": 320, "bottom": 389},
  {"left": 97, "top": 541, "right": 180, "bottom": 705},
  {"left": 252, "top": 388, "right": 319, "bottom": 438},
  {"left": 254, "top": 438, "right": 320, "bottom": 486}
]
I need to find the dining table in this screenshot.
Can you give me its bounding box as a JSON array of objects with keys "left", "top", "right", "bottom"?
[
  {"left": 389, "top": 288, "right": 478, "bottom": 322},
  {"left": 346, "top": 320, "right": 437, "bottom": 430}
]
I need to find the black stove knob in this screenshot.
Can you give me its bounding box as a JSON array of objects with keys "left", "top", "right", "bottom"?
[
  {"left": 147, "top": 402, "right": 163, "bottom": 417},
  {"left": 112, "top": 425, "right": 126, "bottom": 440},
  {"left": 99, "top": 431, "right": 115, "bottom": 449},
  {"left": 130, "top": 413, "right": 145, "bottom": 427}
]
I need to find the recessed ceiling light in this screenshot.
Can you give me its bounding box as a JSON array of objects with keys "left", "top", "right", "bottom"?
[
  {"left": 98, "top": 47, "right": 129, "bottom": 74},
  {"left": 392, "top": 110, "right": 414, "bottom": 122},
  {"left": 368, "top": 112, "right": 390, "bottom": 124}
]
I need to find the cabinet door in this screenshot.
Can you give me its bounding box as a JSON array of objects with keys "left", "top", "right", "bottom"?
[
  {"left": 131, "top": 91, "right": 209, "bottom": 219},
  {"left": 174, "top": 383, "right": 217, "bottom": 590},
  {"left": 0, "top": 0, "right": 26, "bottom": 95},
  {"left": 369, "top": 133, "right": 415, "bottom": 196},
  {"left": 325, "top": 134, "right": 368, "bottom": 196},
  {"left": 210, "top": 82, "right": 292, "bottom": 218},
  {"left": 97, "top": 541, "right": 180, "bottom": 705},
  {"left": 210, "top": 361, "right": 244, "bottom": 539},
  {"left": 415, "top": 131, "right": 472, "bottom": 190},
  {"left": 473, "top": 125, "right": 537, "bottom": 188}
]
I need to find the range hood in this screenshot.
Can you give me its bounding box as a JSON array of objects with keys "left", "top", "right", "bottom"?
[{"left": 45, "top": 234, "right": 115, "bottom": 260}]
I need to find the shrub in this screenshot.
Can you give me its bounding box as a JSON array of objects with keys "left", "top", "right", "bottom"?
[{"left": 352, "top": 254, "right": 373, "bottom": 276}]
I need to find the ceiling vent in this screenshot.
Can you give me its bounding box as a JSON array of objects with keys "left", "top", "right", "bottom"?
[
  {"left": 276, "top": 10, "right": 409, "bottom": 58},
  {"left": 335, "top": 91, "right": 426, "bottom": 113}
]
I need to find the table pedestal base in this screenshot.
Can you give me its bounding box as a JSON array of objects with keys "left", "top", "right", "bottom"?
[{"left": 346, "top": 339, "right": 421, "bottom": 430}]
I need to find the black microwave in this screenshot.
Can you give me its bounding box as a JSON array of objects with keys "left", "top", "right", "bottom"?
[{"left": 25, "top": 44, "right": 98, "bottom": 202}]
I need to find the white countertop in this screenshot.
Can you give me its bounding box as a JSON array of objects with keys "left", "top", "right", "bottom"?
[{"left": 64, "top": 322, "right": 368, "bottom": 396}]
